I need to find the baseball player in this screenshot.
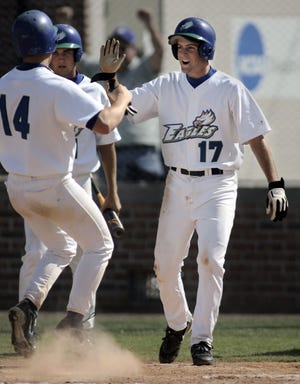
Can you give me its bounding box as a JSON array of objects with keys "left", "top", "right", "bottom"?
[
  {"left": 18, "top": 23, "right": 122, "bottom": 332},
  {"left": 0, "top": 10, "right": 130, "bottom": 357},
  {"left": 109, "top": 17, "right": 288, "bottom": 365}
]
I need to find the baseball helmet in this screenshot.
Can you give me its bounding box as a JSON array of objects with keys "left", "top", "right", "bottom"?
[
  {"left": 109, "top": 26, "right": 137, "bottom": 45},
  {"left": 168, "top": 17, "right": 216, "bottom": 60},
  {"left": 12, "top": 9, "right": 57, "bottom": 58},
  {"left": 55, "top": 24, "right": 83, "bottom": 62}
]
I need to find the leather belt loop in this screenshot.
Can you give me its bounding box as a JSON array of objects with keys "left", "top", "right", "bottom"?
[{"left": 169, "top": 167, "right": 224, "bottom": 177}]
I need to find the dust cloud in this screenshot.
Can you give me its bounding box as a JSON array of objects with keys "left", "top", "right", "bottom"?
[{"left": 24, "top": 329, "right": 142, "bottom": 382}]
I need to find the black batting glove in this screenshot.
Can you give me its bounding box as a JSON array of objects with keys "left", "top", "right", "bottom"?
[{"left": 266, "top": 177, "right": 288, "bottom": 222}]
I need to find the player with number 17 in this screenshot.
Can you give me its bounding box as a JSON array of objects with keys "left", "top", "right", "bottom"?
[{"left": 107, "top": 16, "right": 288, "bottom": 365}]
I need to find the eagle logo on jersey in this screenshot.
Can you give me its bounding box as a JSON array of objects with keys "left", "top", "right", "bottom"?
[{"left": 162, "top": 109, "right": 218, "bottom": 143}]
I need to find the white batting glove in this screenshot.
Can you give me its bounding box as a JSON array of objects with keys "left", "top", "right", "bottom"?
[{"left": 266, "top": 178, "right": 288, "bottom": 222}]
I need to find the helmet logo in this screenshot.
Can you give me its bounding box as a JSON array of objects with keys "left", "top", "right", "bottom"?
[
  {"left": 57, "top": 31, "right": 67, "bottom": 42},
  {"left": 180, "top": 21, "right": 194, "bottom": 31}
]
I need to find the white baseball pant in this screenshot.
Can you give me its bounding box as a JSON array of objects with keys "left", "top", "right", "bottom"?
[
  {"left": 6, "top": 172, "right": 113, "bottom": 317},
  {"left": 19, "top": 173, "right": 97, "bottom": 328},
  {"left": 154, "top": 170, "right": 237, "bottom": 346}
]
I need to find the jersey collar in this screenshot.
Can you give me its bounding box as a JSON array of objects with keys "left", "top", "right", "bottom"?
[
  {"left": 70, "top": 72, "right": 84, "bottom": 84},
  {"left": 16, "top": 63, "right": 52, "bottom": 71},
  {"left": 186, "top": 66, "right": 217, "bottom": 88}
]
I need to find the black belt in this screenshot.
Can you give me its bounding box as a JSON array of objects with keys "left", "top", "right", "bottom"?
[{"left": 170, "top": 167, "right": 223, "bottom": 176}]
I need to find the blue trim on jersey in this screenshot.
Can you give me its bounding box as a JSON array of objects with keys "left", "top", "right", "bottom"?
[
  {"left": 86, "top": 113, "right": 99, "bottom": 130},
  {"left": 16, "top": 63, "right": 51, "bottom": 71},
  {"left": 187, "top": 67, "right": 217, "bottom": 88},
  {"left": 70, "top": 72, "right": 84, "bottom": 84}
]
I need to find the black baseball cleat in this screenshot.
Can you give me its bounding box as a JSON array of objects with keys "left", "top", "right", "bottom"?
[
  {"left": 56, "top": 311, "right": 84, "bottom": 330},
  {"left": 8, "top": 298, "right": 38, "bottom": 358},
  {"left": 159, "top": 321, "right": 192, "bottom": 363},
  {"left": 191, "top": 341, "right": 214, "bottom": 365},
  {"left": 55, "top": 311, "right": 93, "bottom": 347}
]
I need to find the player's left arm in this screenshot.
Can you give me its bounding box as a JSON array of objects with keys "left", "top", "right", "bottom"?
[
  {"left": 248, "top": 135, "right": 288, "bottom": 222},
  {"left": 97, "top": 143, "right": 121, "bottom": 214},
  {"left": 248, "top": 135, "right": 278, "bottom": 183}
]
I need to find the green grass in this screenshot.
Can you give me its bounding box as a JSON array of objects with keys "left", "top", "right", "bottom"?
[{"left": 0, "top": 312, "right": 299, "bottom": 362}]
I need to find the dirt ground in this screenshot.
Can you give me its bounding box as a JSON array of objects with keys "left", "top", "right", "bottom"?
[
  {"left": 1, "top": 331, "right": 299, "bottom": 384},
  {"left": 0, "top": 357, "right": 299, "bottom": 384}
]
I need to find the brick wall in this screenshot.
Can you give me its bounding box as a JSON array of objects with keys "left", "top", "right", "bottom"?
[
  {"left": 0, "top": 181, "right": 299, "bottom": 314},
  {"left": 0, "top": 1, "right": 84, "bottom": 77}
]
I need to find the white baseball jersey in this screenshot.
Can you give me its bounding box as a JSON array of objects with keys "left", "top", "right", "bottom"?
[
  {"left": 72, "top": 74, "right": 121, "bottom": 176},
  {"left": 0, "top": 65, "right": 102, "bottom": 176},
  {"left": 129, "top": 70, "right": 271, "bottom": 171}
]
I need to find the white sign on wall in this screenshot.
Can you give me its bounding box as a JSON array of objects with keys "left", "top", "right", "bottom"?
[{"left": 232, "top": 18, "right": 300, "bottom": 99}]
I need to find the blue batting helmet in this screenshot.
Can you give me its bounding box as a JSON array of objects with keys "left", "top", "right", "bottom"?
[
  {"left": 109, "top": 26, "right": 137, "bottom": 45},
  {"left": 12, "top": 10, "right": 57, "bottom": 58},
  {"left": 168, "top": 17, "right": 216, "bottom": 60},
  {"left": 55, "top": 24, "right": 83, "bottom": 62}
]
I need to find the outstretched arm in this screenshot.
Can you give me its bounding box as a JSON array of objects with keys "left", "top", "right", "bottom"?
[
  {"left": 92, "top": 84, "right": 131, "bottom": 134},
  {"left": 137, "top": 8, "right": 164, "bottom": 73}
]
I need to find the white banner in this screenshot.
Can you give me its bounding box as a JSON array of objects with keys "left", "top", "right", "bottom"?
[{"left": 232, "top": 18, "right": 300, "bottom": 99}]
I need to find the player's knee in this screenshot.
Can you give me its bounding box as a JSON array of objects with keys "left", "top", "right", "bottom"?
[
  {"left": 21, "top": 250, "right": 44, "bottom": 268},
  {"left": 51, "top": 248, "right": 76, "bottom": 264},
  {"left": 83, "top": 240, "right": 114, "bottom": 264},
  {"left": 198, "top": 253, "right": 225, "bottom": 277},
  {"left": 154, "top": 260, "right": 179, "bottom": 282}
]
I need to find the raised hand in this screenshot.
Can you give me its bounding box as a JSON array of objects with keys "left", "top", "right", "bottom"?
[{"left": 100, "top": 38, "right": 125, "bottom": 73}]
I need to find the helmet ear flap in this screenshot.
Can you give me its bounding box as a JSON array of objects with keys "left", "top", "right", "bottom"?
[
  {"left": 198, "top": 42, "right": 214, "bottom": 60},
  {"left": 171, "top": 44, "right": 178, "bottom": 60},
  {"left": 74, "top": 49, "right": 82, "bottom": 62}
]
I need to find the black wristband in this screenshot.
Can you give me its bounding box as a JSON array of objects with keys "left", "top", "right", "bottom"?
[
  {"left": 91, "top": 72, "right": 116, "bottom": 82},
  {"left": 268, "top": 177, "right": 285, "bottom": 190}
]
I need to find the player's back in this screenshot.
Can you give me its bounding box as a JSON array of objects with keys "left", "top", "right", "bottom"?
[{"left": 0, "top": 66, "right": 100, "bottom": 177}]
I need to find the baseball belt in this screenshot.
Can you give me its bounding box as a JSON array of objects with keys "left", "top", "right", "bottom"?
[{"left": 169, "top": 167, "right": 223, "bottom": 177}]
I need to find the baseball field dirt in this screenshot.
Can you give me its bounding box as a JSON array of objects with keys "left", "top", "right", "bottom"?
[
  {"left": 0, "top": 357, "right": 299, "bottom": 383},
  {"left": 0, "top": 336, "right": 300, "bottom": 384},
  {"left": 1, "top": 315, "right": 299, "bottom": 383}
]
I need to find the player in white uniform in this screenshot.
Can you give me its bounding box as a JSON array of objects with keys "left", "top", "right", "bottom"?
[
  {"left": 123, "top": 17, "right": 288, "bottom": 365},
  {"left": 0, "top": 10, "right": 131, "bottom": 357},
  {"left": 19, "top": 24, "right": 122, "bottom": 331}
]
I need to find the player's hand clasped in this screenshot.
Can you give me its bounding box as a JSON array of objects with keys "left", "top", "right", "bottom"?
[
  {"left": 266, "top": 178, "right": 288, "bottom": 222},
  {"left": 100, "top": 38, "right": 125, "bottom": 73}
]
